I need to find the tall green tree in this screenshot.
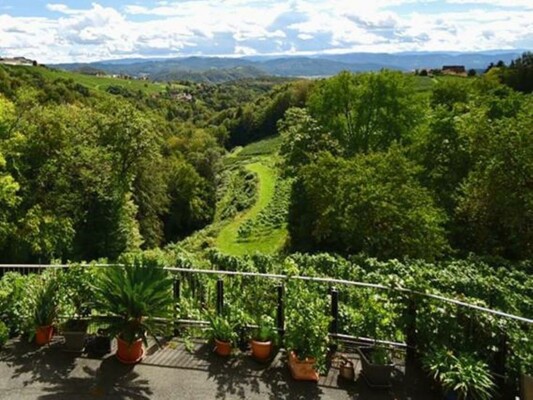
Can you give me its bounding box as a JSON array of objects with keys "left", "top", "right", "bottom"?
[
  {"left": 457, "top": 96, "right": 533, "bottom": 259},
  {"left": 278, "top": 107, "right": 339, "bottom": 175},
  {"left": 290, "top": 148, "right": 448, "bottom": 259},
  {"left": 307, "top": 70, "right": 422, "bottom": 155}
]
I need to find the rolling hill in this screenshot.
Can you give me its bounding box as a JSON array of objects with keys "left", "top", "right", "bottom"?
[{"left": 52, "top": 51, "right": 522, "bottom": 82}]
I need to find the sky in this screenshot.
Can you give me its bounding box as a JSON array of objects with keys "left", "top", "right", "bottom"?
[{"left": 0, "top": 0, "right": 532, "bottom": 63}]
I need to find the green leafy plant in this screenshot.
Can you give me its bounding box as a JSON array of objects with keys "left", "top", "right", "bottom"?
[
  {"left": 92, "top": 264, "right": 174, "bottom": 346},
  {"left": 423, "top": 348, "right": 495, "bottom": 400},
  {"left": 284, "top": 281, "right": 331, "bottom": 370},
  {"left": 208, "top": 314, "right": 237, "bottom": 344},
  {"left": 33, "top": 275, "right": 59, "bottom": 328},
  {"left": 0, "top": 320, "right": 8, "bottom": 348},
  {"left": 57, "top": 265, "right": 94, "bottom": 331},
  {"left": 0, "top": 272, "right": 40, "bottom": 336},
  {"left": 253, "top": 315, "right": 278, "bottom": 344},
  {"left": 370, "top": 347, "right": 393, "bottom": 365}
]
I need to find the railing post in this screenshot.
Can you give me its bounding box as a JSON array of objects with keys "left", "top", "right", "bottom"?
[
  {"left": 173, "top": 278, "right": 180, "bottom": 336},
  {"left": 330, "top": 287, "right": 339, "bottom": 335},
  {"left": 276, "top": 284, "right": 285, "bottom": 338},
  {"left": 495, "top": 331, "right": 508, "bottom": 396},
  {"left": 405, "top": 295, "right": 418, "bottom": 364},
  {"left": 216, "top": 278, "right": 224, "bottom": 315},
  {"left": 329, "top": 287, "right": 339, "bottom": 352}
]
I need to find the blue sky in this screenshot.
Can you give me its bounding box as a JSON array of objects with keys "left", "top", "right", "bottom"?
[{"left": 1, "top": 1, "right": 532, "bottom": 63}]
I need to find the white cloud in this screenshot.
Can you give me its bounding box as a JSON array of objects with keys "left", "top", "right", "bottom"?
[{"left": 0, "top": 1, "right": 531, "bottom": 63}]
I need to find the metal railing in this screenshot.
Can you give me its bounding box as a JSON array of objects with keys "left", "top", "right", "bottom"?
[{"left": 1, "top": 263, "right": 531, "bottom": 325}]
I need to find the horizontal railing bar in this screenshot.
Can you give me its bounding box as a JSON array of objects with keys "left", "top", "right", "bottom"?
[
  {"left": 167, "top": 267, "right": 287, "bottom": 279},
  {"left": 1, "top": 264, "right": 532, "bottom": 325},
  {"left": 0, "top": 264, "right": 115, "bottom": 269},
  {"left": 330, "top": 333, "right": 409, "bottom": 349}
]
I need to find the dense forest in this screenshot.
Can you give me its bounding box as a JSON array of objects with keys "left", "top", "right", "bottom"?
[{"left": 0, "top": 53, "right": 532, "bottom": 264}]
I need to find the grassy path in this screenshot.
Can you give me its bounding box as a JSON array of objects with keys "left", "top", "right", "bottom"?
[
  {"left": 215, "top": 160, "right": 281, "bottom": 255},
  {"left": 215, "top": 142, "right": 290, "bottom": 256}
]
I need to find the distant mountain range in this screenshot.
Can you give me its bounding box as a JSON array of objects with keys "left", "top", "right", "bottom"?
[{"left": 53, "top": 51, "right": 524, "bottom": 83}]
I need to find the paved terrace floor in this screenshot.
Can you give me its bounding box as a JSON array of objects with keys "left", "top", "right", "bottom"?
[{"left": 0, "top": 337, "right": 438, "bottom": 400}]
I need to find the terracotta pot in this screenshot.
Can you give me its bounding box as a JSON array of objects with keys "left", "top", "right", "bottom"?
[
  {"left": 116, "top": 337, "right": 144, "bottom": 364},
  {"left": 251, "top": 340, "right": 272, "bottom": 361},
  {"left": 339, "top": 356, "right": 355, "bottom": 381},
  {"left": 288, "top": 350, "right": 319, "bottom": 382},
  {"left": 35, "top": 325, "right": 54, "bottom": 346},
  {"left": 214, "top": 339, "right": 232, "bottom": 357}
]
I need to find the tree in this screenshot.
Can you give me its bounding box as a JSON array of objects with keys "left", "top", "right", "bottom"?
[
  {"left": 278, "top": 107, "right": 340, "bottom": 175},
  {"left": 430, "top": 79, "right": 470, "bottom": 110},
  {"left": 307, "top": 70, "right": 422, "bottom": 155},
  {"left": 501, "top": 52, "right": 533, "bottom": 93},
  {"left": 467, "top": 69, "right": 477, "bottom": 77},
  {"left": 163, "top": 159, "right": 214, "bottom": 242},
  {"left": 0, "top": 152, "right": 19, "bottom": 247},
  {"left": 456, "top": 97, "right": 533, "bottom": 259},
  {"left": 290, "top": 148, "right": 448, "bottom": 259},
  {"left": 417, "top": 107, "right": 471, "bottom": 214}
]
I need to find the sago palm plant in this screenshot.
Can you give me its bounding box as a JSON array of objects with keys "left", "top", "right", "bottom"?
[{"left": 92, "top": 264, "right": 174, "bottom": 346}]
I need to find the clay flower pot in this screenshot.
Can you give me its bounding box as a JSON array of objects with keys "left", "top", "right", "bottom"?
[
  {"left": 251, "top": 340, "right": 272, "bottom": 361},
  {"left": 339, "top": 356, "right": 355, "bottom": 381},
  {"left": 288, "top": 350, "right": 319, "bottom": 382},
  {"left": 35, "top": 325, "right": 54, "bottom": 346},
  {"left": 116, "top": 337, "right": 144, "bottom": 364},
  {"left": 214, "top": 339, "right": 232, "bottom": 357}
]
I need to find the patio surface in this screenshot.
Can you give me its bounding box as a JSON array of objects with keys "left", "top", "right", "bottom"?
[{"left": 0, "top": 337, "right": 438, "bottom": 400}]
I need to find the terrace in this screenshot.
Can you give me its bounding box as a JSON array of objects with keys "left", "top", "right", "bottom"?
[
  {"left": 0, "top": 264, "right": 531, "bottom": 400},
  {"left": 1, "top": 337, "right": 435, "bottom": 400}
]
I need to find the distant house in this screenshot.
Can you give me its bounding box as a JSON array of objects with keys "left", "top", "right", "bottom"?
[
  {"left": 0, "top": 57, "right": 35, "bottom": 66},
  {"left": 442, "top": 65, "right": 466, "bottom": 75}
]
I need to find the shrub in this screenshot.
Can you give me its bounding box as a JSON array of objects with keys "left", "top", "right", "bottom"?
[
  {"left": 0, "top": 272, "right": 40, "bottom": 336},
  {"left": 284, "top": 280, "right": 331, "bottom": 370},
  {"left": 423, "top": 348, "right": 495, "bottom": 400},
  {"left": 0, "top": 320, "right": 8, "bottom": 348}
]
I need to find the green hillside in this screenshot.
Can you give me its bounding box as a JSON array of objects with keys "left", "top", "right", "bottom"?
[{"left": 37, "top": 67, "right": 166, "bottom": 95}]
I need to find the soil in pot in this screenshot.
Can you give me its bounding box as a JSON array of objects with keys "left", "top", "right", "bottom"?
[
  {"left": 35, "top": 325, "right": 54, "bottom": 346},
  {"left": 116, "top": 337, "right": 144, "bottom": 364},
  {"left": 288, "top": 351, "right": 319, "bottom": 382},
  {"left": 251, "top": 340, "right": 272, "bottom": 361},
  {"left": 214, "top": 339, "right": 232, "bottom": 357}
]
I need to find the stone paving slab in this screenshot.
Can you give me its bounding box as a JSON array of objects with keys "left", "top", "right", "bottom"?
[{"left": 0, "top": 337, "right": 438, "bottom": 400}]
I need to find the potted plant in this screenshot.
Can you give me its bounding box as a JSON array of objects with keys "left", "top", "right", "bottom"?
[
  {"left": 208, "top": 314, "right": 237, "bottom": 357},
  {"left": 250, "top": 315, "right": 278, "bottom": 361},
  {"left": 33, "top": 276, "right": 59, "bottom": 346},
  {"left": 284, "top": 286, "right": 330, "bottom": 382},
  {"left": 58, "top": 266, "right": 94, "bottom": 352},
  {"left": 92, "top": 264, "right": 174, "bottom": 364},
  {"left": 422, "top": 348, "right": 495, "bottom": 400},
  {"left": 358, "top": 346, "right": 395, "bottom": 388}
]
